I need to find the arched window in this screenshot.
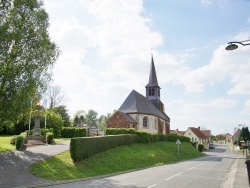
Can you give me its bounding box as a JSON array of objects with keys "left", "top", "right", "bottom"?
[
  {"left": 143, "top": 116, "right": 148, "bottom": 127},
  {"left": 149, "top": 89, "right": 152, "bottom": 96},
  {"left": 155, "top": 118, "right": 157, "bottom": 129}
]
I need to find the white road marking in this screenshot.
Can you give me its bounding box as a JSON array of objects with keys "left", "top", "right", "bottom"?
[
  {"left": 187, "top": 167, "right": 195, "bottom": 171},
  {"left": 198, "top": 162, "right": 204, "bottom": 166},
  {"left": 147, "top": 184, "right": 157, "bottom": 188},
  {"left": 165, "top": 172, "right": 183, "bottom": 181}
]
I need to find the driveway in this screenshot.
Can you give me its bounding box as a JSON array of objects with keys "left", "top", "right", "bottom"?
[{"left": 0, "top": 141, "right": 70, "bottom": 188}]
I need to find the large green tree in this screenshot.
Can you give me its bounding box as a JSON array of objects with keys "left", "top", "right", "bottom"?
[
  {"left": 85, "top": 109, "right": 98, "bottom": 127},
  {"left": 0, "top": 0, "right": 60, "bottom": 127},
  {"left": 53, "top": 105, "right": 71, "bottom": 127}
]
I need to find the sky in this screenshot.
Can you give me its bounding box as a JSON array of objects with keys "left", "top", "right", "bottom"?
[{"left": 43, "top": 0, "right": 250, "bottom": 136}]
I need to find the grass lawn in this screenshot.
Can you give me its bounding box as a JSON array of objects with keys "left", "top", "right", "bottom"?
[
  {"left": 0, "top": 135, "right": 15, "bottom": 153},
  {"left": 30, "top": 142, "right": 204, "bottom": 181}
]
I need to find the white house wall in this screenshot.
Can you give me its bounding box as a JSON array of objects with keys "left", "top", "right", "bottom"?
[{"left": 128, "top": 113, "right": 166, "bottom": 134}]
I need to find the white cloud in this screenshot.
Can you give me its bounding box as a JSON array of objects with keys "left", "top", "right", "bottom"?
[
  {"left": 242, "top": 100, "right": 250, "bottom": 115},
  {"left": 201, "top": 0, "right": 212, "bottom": 5}
]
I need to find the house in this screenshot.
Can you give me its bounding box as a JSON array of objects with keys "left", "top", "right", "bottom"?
[
  {"left": 170, "top": 129, "right": 185, "bottom": 136},
  {"left": 231, "top": 128, "right": 241, "bottom": 145},
  {"left": 107, "top": 57, "right": 170, "bottom": 135},
  {"left": 184, "top": 127, "right": 209, "bottom": 148},
  {"left": 201, "top": 130, "right": 212, "bottom": 143}
]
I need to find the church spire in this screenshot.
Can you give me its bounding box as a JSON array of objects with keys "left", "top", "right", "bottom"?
[
  {"left": 145, "top": 56, "right": 163, "bottom": 111},
  {"left": 146, "top": 56, "right": 160, "bottom": 88}
]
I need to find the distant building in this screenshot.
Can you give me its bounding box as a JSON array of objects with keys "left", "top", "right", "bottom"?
[
  {"left": 184, "top": 127, "right": 209, "bottom": 148},
  {"left": 170, "top": 129, "right": 185, "bottom": 136},
  {"left": 107, "top": 57, "right": 170, "bottom": 134},
  {"left": 231, "top": 128, "right": 241, "bottom": 144}
]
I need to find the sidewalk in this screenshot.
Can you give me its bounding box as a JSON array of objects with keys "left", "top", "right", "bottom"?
[
  {"left": 233, "top": 157, "right": 249, "bottom": 188},
  {"left": 0, "top": 141, "right": 70, "bottom": 188}
]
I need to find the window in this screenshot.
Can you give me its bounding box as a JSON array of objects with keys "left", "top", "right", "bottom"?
[
  {"left": 155, "top": 118, "right": 157, "bottom": 129},
  {"left": 158, "top": 90, "right": 160, "bottom": 96},
  {"left": 149, "top": 89, "right": 154, "bottom": 96},
  {"left": 143, "top": 116, "right": 148, "bottom": 127},
  {"left": 152, "top": 88, "right": 154, "bottom": 96}
]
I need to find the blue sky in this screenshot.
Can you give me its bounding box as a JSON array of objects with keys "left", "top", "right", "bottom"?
[{"left": 43, "top": 0, "right": 250, "bottom": 135}]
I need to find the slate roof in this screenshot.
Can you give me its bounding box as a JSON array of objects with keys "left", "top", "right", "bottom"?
[
  {"left": 145, "top": 57, "right": 160, "bottom": 88},
  {"left": 118, "top": 90, "right": 170, "bottom": 122},
  {"left": 189, "top": 127, "right": 207, "bottom": 139}
]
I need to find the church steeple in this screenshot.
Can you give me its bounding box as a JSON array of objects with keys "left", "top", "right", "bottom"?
[
  {"left": 145, "top": 56, "right": 164, "bottom": 111},
  {"left": 146, "top": 56, "right": 160, "bottom": 88}
]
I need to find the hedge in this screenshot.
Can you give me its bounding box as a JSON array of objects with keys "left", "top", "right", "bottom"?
[
  {"left": 105, "top": 128, "right": 136, "bottom": 135},
  {"left": 61, "top": 127, "right": 87, "bottom": 138},
  {"left": 198, "top": 144, "right": 204, "bottom": 152},
  {"left": 70, "top": 134, "right": 137, "bottom": 162},
  {"left": 15, "top": 132, "right": 27, "bottom": 150},
  {"left": 46, "top": 132, "right": 54, "bottom": 144},
  {"left": 106, "top": 128, "right": 190, "bottom": 143}
]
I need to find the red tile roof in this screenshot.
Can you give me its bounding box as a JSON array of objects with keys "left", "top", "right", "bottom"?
[{"left": 189, "top": 127, "right": 207, "bottom": 139}]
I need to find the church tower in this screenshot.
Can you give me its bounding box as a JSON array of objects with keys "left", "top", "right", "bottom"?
[{"left": 145, "top": 56, "right": 165, "bottom": 112}]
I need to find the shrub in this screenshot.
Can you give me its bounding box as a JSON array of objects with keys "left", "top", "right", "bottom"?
[
  {"left": 26, "top": 129, "right": 33, "bottom": 135},
  {"left": 105, "top": 128, "right": 136, "bottom": 135},
  {"left": 41, "top": 128, "right": 54, "bottom": 136},
  {"left": 46, "top": 132, "right": 54, "bottom": 144},
  {"left": 15, "top": 135, "right": 25, "bottom": 150},
  {"left": 10, "top": 135, "right": 17, "bottom": 145},
  {"left": 198, "top": 144, "right": 204, "bottom": 152},
  {"left": 70, "top": 134, "right": 137, "bottom": 162},
  {"left": 61, "top": 127, "right": 87, "bottom": 138},
  {"left": 135, "top": 131, "right": 151, "bottom": 143}
]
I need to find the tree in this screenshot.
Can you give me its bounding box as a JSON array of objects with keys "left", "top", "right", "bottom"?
[
  {"left": 52, "top": 106, "right": 71, "bottom": 127},
  {"left": 46, "top": 85, "right": 66, "bottom": 108},
  {"left": 44, "top": 109, "right": 64, "bottom": 138},
  {"left": 97, "top": 113, "right": 111, "bottom": 130},
  {"left": 238, "top": 127, "right": 250, "bottom": 146},
  {"left": 73, "top": 116, "right": 79, "bottom": 127},
  {"left": 85, "top": 109, "right": 98, "bottom": 127},
  {"left": 0, "top": 0, "right": 60, "bottom": 127}
]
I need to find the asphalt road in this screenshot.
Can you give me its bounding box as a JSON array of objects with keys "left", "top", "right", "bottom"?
[{"left": 45, "top": 143, "right": 239, "bottom": 188}]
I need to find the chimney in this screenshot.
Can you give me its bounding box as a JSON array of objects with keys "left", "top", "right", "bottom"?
[
  {"left": 198, "top": 126, "right": 200, "bottom": 130},
  {"left": 176, "top": 129, "right": 178, "bottom": 132}
]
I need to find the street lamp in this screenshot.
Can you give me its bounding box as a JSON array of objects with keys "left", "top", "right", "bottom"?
[{"left": 225, "top": 39, "right": 250, "bottom": 50}]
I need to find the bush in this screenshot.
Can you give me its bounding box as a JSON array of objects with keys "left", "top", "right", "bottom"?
[
  {"left": 46, "top": 132, "right": 54, "bottom": 144},
  {"left": 70, "top": 134, "right": 137, "bottom": 162},
  {"left": 105, "top": 128, "right": 136, "bottom": 135},
  {"left": 136, "top": 131, "right": 151, "bottom": 143},
  {"left": 41, "top": 128, "right": 54, "bottom": 136},
  {"left": 61, "top": 127, "right": 87, "bottom": 138},
  {"left": 15, "top": 135, "right": 25, "bottom": 150},
  {"left": 10, "top": 135, "right": 17, "bottom": 145},
  {"left": 198, "top": 144, "right": 204, "bottom": 152}
]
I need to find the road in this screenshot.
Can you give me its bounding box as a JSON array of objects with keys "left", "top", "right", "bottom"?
[{"left": 46, "top": 143, "right": 239, "bottom": 188}]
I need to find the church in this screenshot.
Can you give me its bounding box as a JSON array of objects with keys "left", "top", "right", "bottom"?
[{"left": 107, "top": 57, "right": 170, "bottom": 135}]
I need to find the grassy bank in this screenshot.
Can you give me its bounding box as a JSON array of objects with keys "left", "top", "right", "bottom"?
[
  {"left": 0, "top": 136, "right": 15, "bottom": 152},
  {"left": 31, "top": 142, "right": 204, "bottom": 181}
]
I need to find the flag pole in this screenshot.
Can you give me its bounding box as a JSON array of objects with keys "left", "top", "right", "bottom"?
[{"left": 28, "top": 99, "right": 32, "bottom": 135}]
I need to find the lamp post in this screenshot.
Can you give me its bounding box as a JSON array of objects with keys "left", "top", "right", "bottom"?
[{"left": 226, "top": 39, "right": 250, "bottom": 50}]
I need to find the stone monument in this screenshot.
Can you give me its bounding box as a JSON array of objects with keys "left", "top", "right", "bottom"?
[{"left": 33, "top": 107, "right": 41, "bottom": 136}]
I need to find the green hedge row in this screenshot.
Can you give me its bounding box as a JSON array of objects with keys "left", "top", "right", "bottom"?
[
  {"left": 105, "top": 128, "right": 136, "bottom": 135},
  {"left": 70, "top": 134, "right": 137, "bottom": 162},
  {"left": 106, "top": 128, "right": 190, "bottom": 143},
  {"left": 61, "top": 127, "right": 87, "bottom": 138}
]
